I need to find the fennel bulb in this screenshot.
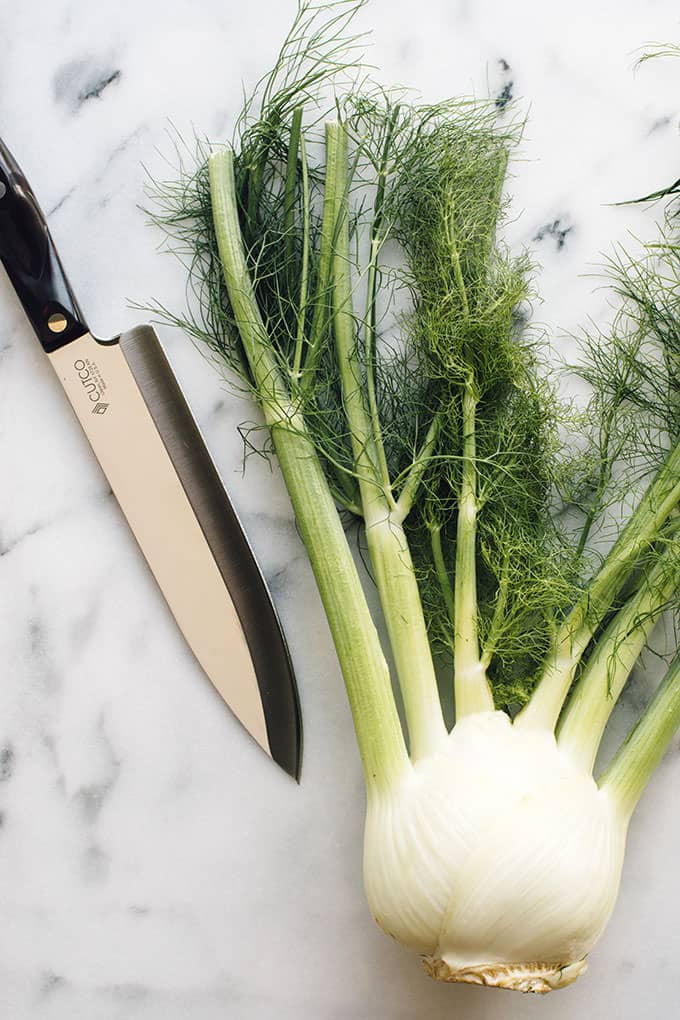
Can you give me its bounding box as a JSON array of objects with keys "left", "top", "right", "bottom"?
[
  {"left": 150, "top": 0, "right": 680, "bottom": 994},
  {"left": 364, "top": 712, "right": 626, "bottom": 992}
]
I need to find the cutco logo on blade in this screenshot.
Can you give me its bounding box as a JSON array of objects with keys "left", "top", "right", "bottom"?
[{"left": 73, "top": 358, "right": 109, "bottom": 414}]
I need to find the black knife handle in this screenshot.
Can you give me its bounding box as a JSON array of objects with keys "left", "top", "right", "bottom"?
[{"left": 0, "top": 136, "right": 88, "bottom": 352}]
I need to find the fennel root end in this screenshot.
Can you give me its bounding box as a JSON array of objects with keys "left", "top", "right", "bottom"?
[{"left": 422, "top": 956, "right": 587, "bottom": 994}]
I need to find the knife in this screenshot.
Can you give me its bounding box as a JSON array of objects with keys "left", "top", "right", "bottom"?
[{"left": 0, "top": 136, "right": 301, "bottom": 780}]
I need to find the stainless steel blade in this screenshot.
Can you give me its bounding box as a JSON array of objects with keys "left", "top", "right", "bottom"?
[{"left": 48, "top": 327, "right": 301, "bottom": 779}]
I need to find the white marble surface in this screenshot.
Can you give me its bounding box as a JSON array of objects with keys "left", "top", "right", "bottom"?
[{"left": 1, "top": 1, "right": 679, "bottom": 1016}]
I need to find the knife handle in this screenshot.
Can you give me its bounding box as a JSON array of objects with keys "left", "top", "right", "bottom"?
[{"left": 0, "top": 136, "right": 88, "bottom": 352}]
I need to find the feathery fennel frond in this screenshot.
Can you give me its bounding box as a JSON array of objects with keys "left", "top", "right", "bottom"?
[{"left": 147, "top": 2, "right": 679, "bottom": 719}]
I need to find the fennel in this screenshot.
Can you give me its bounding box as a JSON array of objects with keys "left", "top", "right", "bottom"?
[{"left": 149, "top": 1, "right": 680, "bottom": 994}]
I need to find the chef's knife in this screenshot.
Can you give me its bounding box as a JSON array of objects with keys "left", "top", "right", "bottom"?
[{"left": 0, "top": 137, "right": 301, "bottom": 780}]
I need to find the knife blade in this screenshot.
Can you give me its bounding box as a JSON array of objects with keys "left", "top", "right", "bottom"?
[{"left": 0, "top": 136, "right": 301, "bottom": 780}]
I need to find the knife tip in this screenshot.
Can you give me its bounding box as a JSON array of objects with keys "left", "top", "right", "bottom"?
[{"left": 274, "top": 739, "right": 302, "bottom": 784}]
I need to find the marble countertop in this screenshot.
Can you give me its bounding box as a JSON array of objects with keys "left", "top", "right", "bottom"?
[{"left": 1, "top": 1, "right": 679, "bottom": 1017}]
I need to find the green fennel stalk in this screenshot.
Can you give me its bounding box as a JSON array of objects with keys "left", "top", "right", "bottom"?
[{"left": 208, "top": 144, "right": 407, "bottom": 790}]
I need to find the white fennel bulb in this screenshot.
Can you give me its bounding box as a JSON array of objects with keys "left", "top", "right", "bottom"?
[{"left": 364, "top": 712, "right": 627, "bottom": 992}]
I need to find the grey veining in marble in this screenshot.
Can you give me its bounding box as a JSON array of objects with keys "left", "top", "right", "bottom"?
[{"left": 1, "top": 0, "right": 679, "bottom": 1017}]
